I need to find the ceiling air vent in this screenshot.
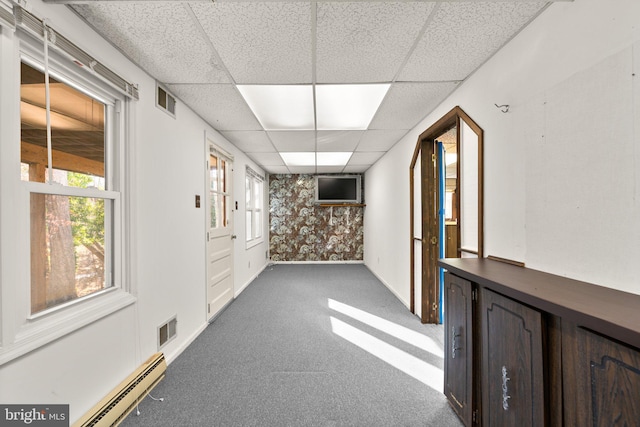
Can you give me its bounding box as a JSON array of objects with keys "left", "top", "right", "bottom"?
[
  {"left": 156, "top": 83, "right": 176, "bottom": 117},
  {"left": 158, "top": 316, "right": 177, "bottom": 349}
]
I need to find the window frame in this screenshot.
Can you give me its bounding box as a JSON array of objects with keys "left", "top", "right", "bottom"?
[
  {"left": 0, "top": 22, "right": 135, "bottom": 365},
  {"left": 245, "top": 167, "right": 264, "bottom": 248}
]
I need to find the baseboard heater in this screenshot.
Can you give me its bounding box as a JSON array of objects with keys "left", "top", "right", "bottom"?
[{"left": 73, "top": 352, "right": 167, "bottom": 427}]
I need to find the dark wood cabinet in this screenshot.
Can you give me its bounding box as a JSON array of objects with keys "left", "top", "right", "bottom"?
[
  {"left": 440, "top": 258, "right": 640, "bottom": 427},
  {"left": 562, "top": 322, "right": 640, "bottom": 426},
  {"left": 480, "top": 288, "right": 544, "bottom": 426},
  {"left": 444, "top": 272, "right": 474, "bottom": 426}
]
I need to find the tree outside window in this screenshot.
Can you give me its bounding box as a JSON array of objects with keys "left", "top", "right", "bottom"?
[{"left": 21, "top": 61, "right": 114, "bottom": 314}]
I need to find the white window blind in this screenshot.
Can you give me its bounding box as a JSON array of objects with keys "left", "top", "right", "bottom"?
[{"left": 13, "top": 5, "right": 138, "bottom": 100}]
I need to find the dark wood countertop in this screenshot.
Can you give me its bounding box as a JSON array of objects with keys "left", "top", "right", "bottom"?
[{"left": 438, "top": 258, "right": 640, "bottom": 350}]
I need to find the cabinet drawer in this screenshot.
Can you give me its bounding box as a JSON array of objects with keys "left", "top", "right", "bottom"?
[{"left": 480, "top": 288, "right": 545, "bottom": 426}]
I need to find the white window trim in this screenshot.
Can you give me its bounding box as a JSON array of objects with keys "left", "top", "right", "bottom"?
[
  {"left": 245, "top": 166, "right": 264, "bottom": 249},
  {"left": 0, "top": 21, "right": 135, "bottom": 366}
]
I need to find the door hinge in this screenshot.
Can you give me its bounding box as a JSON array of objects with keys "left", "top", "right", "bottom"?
[
  {"left": 432, "top": 153, "right": 437, "bottom": 164},
  {"left": 472, "top": 289, "right": 478, "bottom": 302},
  {"left": 472, "top": 409, "right": 478, "bottom": 424},
  {"left": 208, "top": 303, "right": 210, "bottom": 314}
]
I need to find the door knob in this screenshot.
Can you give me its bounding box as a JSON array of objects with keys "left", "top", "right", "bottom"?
[{"left": 231, "top": 235, "right": 237, "bottom": 240}]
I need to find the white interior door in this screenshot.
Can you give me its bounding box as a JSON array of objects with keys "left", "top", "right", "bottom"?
[{"left": 206, "top": 142, "right": 234, "bottom": 321}]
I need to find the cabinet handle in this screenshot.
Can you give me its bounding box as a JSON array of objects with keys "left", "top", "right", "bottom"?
[
  {"left": 451, "top": 326, "right": 462, "bottom": 359},
  {"left": 501, "top": 366, "right": 511, "bottom": 411}
]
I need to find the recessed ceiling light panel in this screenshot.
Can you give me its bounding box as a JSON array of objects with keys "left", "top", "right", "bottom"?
[
  {"left": 317, "top": 152, "right": 352, "bottom": 166},
  {"left": 281, "top": 152, "right": 353, "bottom": 167},
  {"left": 316, "top": 84, "right": 390, "bottom": 130},
  {"left": 237, "top": 85, "right": 314, "bottom": 130},
  {"left": 280, "top": 152, "right": 316, "bottom": 166}
]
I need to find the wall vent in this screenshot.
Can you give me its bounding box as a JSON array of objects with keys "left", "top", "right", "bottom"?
[
  {"left": 156, "top": 83, "right": 176, "bottom": 117},
  {"left": 158, "top": 316, "right": 177, "bottom": 349}
]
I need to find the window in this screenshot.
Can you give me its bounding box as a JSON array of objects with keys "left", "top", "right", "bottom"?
[
  {"left": 20, "top": 62, "right": 115, "bottom": 314},
  {"left": 245, "top": 167, "right": 264, "bottom": 247},
  {"left": 0, "top": 10, "right": 136, "bottom": 364},
  {"left": 209, "top": 150, "right": 231, "bottom": 230},
  {"left": 20, "top": 60, "right": 118, "bottom": 315}
]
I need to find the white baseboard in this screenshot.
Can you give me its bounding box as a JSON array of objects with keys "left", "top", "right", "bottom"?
[
  {"left": 235, "top": 263, "right": 268, "bottom": 298},
  {"left": 366, "top": 266, "right": 410, "bottom": 309},
  {"left": 163, "top": 322, "right": 207, "bottom": 365},
  {"left": 271, "top": 260, "right": 364, "bottom": 265}
]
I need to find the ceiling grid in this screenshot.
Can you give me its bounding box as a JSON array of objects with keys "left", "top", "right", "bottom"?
[{"left": 68, "top": 0, "right": 551, "bottom": 174}]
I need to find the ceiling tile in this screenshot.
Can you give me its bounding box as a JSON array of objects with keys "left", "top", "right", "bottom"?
[
  {"left": 356, "top": 130, "right": 408, "bottom": 152},
  {"left": 369, "top": 82, "right": 458, "bottom": 130},
  {"left": 265, "top": 166, "right": 290, "bottom": 175},
  {"left": 220, "top": 131, "right": 275, "bottom": 153},
  {"left": 246, "top": 152, "right": 284, "bottom": 166},
  {"left": 316, "top": 2, "right": 435, "bottom": 83},
  {"left": 343, "top": 165, "right": 370, "bottom": 174},
  {"left": 72, "top": 3, "right": 229, "bottom": 84},
  {"left": 317, "top": 131, "right": 364, "bottom": 152},
  {"left": 72, "top": 0, "right": 549, "bottom": 177},
  {"left": 189, "top": 2, "right": 312, "bottom": 84},
  {"left": 316, "top": 166, "right": 347, "bottom": 174},
  {"left": 167, "top": 84, "right": 261, "bottom": 130},
  {"left": 398, "top": 2, "right": 547, "bottom": 82},
  {"left": 349, "top": 152, "right": 385, "bottom": 165},
  {"left": 287, "top": 166, "right": 318, "bottom": 174},
  {"left": 268, "top": 131, "right": 316, "bottom": 152}
]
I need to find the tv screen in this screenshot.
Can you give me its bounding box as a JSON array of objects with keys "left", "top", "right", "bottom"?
[{"left": 315, "top": 175, "right": 361, "bottom": 204}]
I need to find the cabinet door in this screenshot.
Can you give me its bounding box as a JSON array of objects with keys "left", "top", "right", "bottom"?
[
  {"left": 480, "top": 288, "right": 545, "bottom": 426},
  {"left": 444, "top": 272, "right": 474, "bottom": 426},
  {"left": 563, "top": 323, "right": 640, "bottom": 426}
]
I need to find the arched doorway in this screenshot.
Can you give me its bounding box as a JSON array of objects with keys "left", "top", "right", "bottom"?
[{"left": 409, "top": 106, "right": 483, "bottom": 323}]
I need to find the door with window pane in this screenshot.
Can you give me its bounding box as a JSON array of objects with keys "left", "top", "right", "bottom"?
[{"left": 206, "top": 142, "right": 234, "bottom": 321}]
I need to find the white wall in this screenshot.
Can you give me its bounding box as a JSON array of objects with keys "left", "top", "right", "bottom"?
[
  {"left": 0, "top": 0, "right": 268, "bottom": 422},
  {"left": 365, "top": 0, "right": 640, "bottom": 303}
]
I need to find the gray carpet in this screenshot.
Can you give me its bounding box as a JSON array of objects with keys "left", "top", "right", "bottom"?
[{"left": 121, "top": 264, "right": 463, "bottom": 427}]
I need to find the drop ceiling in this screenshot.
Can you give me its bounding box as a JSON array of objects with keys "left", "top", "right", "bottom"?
[{"left": 63, "top": 0, "right": 552, "bottom": 174}]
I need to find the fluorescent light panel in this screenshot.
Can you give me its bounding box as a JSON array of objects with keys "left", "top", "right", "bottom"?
[
  {"left": 280, "top": 152, "right": 315, "bottom": 166},
  {"left": 238, "top": 84, "right": 388, "bottom": 166},
  {"left": 237, "top": 85, "right": 314, "bottom": 130},
  {"left": 316, "top": 84, "right": 390, "bottom": 130},
  {"left": 317, "top": 152, "right": 352, "bottom": 166},
  {"left": 281, "top": 152, "right": 352, "bottom": 167},
  {"left": 237, "top": 84, "right": 390, "bottom": 131}
]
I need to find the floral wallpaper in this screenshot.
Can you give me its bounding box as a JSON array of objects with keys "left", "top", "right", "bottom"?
[{"left": 269, "top": 174, "right": 364, "bottom": 262}]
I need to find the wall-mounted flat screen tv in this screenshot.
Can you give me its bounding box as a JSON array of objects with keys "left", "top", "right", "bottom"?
[{"left": 315, "top": 175, "right": 361, "bottom": 204}]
